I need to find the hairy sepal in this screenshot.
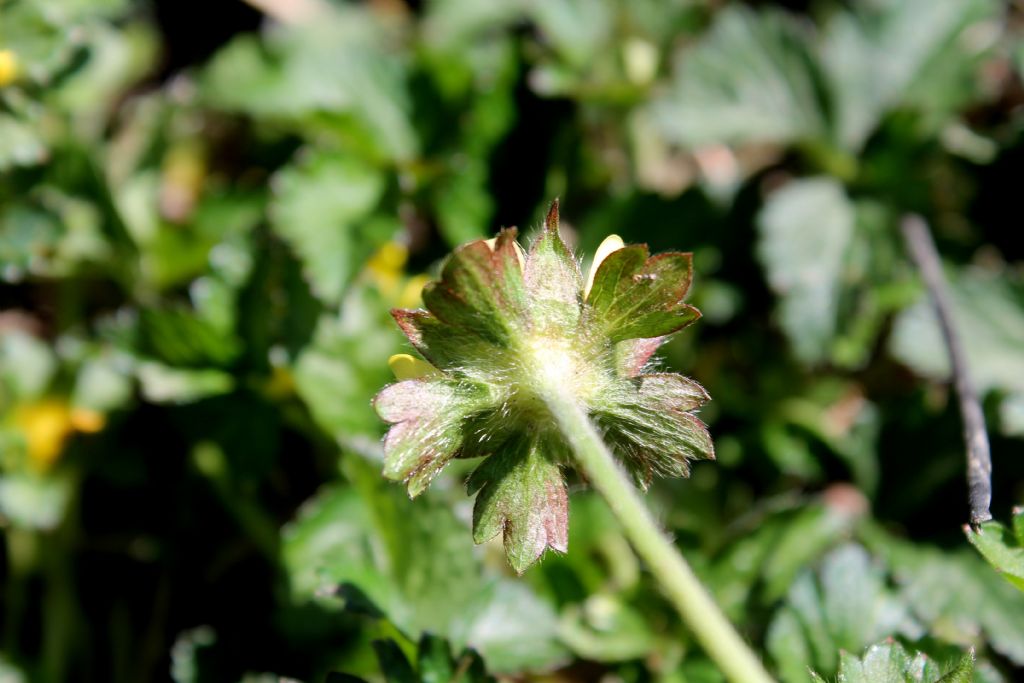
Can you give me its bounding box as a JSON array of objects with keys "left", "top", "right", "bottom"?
[
  {"left": 587, "top": 246, "right": 699, "bottom": 342},
  {"left": 391, "top": 309, "right": 495, "bottom": 371},
  {"left": 421, "top": 228, "right": 527, "bottom": 347},
  {"left": 596, "top": 374, "right": 713, "bottom": 488},
  {"left": 375, "top": 379, "right": 483, "bottom": 497},
  {"left": 467, "top": 433, "right": 569, "bottom": 574},
  {"left": 525, "top": 201, "right": 583, "bottom": 333}
]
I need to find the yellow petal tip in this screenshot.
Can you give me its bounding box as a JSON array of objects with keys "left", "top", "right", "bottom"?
[
  {"left": 585, "top": 234, "right": 625, "bottom": 298},
  {"left": 388, "top": 353, "right": 438, "bottom": 381}
]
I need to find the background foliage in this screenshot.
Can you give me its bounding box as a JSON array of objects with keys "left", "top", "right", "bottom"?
[{"left": 2, "top": 0, "right": 1024, "bottom": 681}]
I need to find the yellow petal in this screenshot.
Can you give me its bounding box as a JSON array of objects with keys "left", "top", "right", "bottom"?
[
  {"left": 388, "top": 353, "right": 438, "bottom": 381},
  {"left": 585, "top": 234, "right": 625, "bottom": 298},
  {"left": 484, "top": 236, "right": 527, "bottom": 269},
  {"left": 0, "top": 50, "right": 19, "bottom": 87},
  {"left": 365, "top": 242, "right": 409, "bottom": 298},
  {"left": 14, "top": 400, "right": 73, "bottom": 472}
]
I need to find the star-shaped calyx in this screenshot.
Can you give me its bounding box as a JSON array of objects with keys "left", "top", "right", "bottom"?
[{"left": 374, "top": 201, "right": 713, "bottom": 573}]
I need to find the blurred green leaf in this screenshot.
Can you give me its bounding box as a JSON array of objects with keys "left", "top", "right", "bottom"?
[
  {"left": 890, "top": 268, "right": 1024, "bottom": 437},
  {"left": 269, "top": 150, "right": 392, "bottom": 305},
  {"left": 558, "top": 594, "right": 657, "bottom": 662},
  {"left": 0, "top": 114, "right": 47, "bottom": 170},
  {"left": 820, "top": 0, "right": 998, "bottom": 151},
  {"left": 651, "top": 7, "right": 826, "bottom": 148},
  {"left": 0, "top": 471, "right": 73, "bottom": 530},
  {"left": 332, "top": 633, "right": 496, "bottom": 683},
  {"left": 863, "top": 524, "right": 1024, "bottom": 666},
  {"left": 766, "top": 543, "right": 922, "bottom": 678},
  {"left": 200, "top": 10, "right": 417, "bottom": 161},
  {"left": 282, "top": 460, "right": 567, "bottom": 673},
  {"left": 294, "top": 286, "right": 404, "bottom": 443},
  {"left": 0, "top": 331, "right": 57, "bottom": 404},
  {"left": 757, "top": 178, "right": 855, "bottom": 364},
  {"left": 136, "top": 362, "right": 233, "bottom": 404}
]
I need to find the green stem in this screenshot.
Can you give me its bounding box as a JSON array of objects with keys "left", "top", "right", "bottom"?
[{"left": 545, "top": 391, "right": 775, "bottom": 683}]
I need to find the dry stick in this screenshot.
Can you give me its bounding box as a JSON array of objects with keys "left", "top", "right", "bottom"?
[{"left": 900, "top": 215, "right": 993, "bottom": 525}]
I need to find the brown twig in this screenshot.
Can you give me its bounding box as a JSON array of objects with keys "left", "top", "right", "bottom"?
[{"left": 900, "top": 215, "right": 993, "bottom": 525}]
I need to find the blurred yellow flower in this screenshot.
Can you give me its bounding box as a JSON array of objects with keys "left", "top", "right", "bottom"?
[
  {"left": 13, "top": 400, "right": 105, "bottom": 472},
  {"left": 364, "top": 241, "right": 428, "bottom": 307},
  {"left": 397, "top": 274, "right": 429, "bottom": 308},
  {"left": 0, "top": 49, "right": 19, "bottom": 87},
  {"left": 365, "top": 241, "right": 408, "bottom": 298}
]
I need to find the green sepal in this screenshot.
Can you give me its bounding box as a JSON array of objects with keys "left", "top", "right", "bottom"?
[
  {"left": 374, "top": 378, "right": 486, "bottom": 496},
  {"left": 391, "top": 308, "right": 495, "bottom": 371},
  {"left": 587, "top": 246, "right": 700, "bottom": 342},
  {"left": 524, "top": 200, "right": 583, "bottom": 333},
  {"left": 615, "top": 337, "right": 666, "bottom": 377},
  {"left": 421, "top": 228, "right": 527, "bottom": 346},
  {"left": 596, "top": 374, "right": 713, "bottom": 488},
  {"left": 467, "top": 433, "right": 569, "bottom": 574}
]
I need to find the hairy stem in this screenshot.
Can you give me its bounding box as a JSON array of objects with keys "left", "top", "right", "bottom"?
[{"left": 545, "top": 391, "right": 775, "bottom": 683}]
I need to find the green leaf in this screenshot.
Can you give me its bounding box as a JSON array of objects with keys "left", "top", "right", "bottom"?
[
  {"left": 820, "top": 0, "right": 999, "bottom": 151},
  {"left": 453, "top": 578, "right": 567, "bottom": 673},
  {"left": 433, "top": 158, "right": 493, "bottom": 246},
  {"left": 838, "top": 643, "right": 927, "bottom": 683},
  {"left": 136, "top": 362, "right": 233, "bottom": 404},
  {"left": 890, "top": 269, "right": 1024, "bottom": 437},
  {"left": 0, "top": 114, "right": 47, "bottom": 170},
  {"left": 282, "top": 469, "right": 566, "bottom": 673},
  {"left": 937, "top": 652, "right": 976, "bottom": 683},
  {"left": 200, "top": 10, "right": 417, "bottom": 160},
  {"left": 139, "top": 306, "right": 240, "bottom": 367},
  {"left": 269, "top": 150, "right": 389, "bottom": 305},
  {"left": 586, "top": 245, "right": 699, "bottom": 342},
  {"left": 767, "top": 543, "right": 922, "bottom": 678},
  {"left": 757, "top": 178, "right": 855, "bottom": 364},
  {"left": 813, "top": 641, "right": 972, "bottom": 683},
  {"left": 467, "top": 433, "right": 569, "bottom": 574},
  {"left": 966, "top": 514, "right": 1024, "bottom": 592},
  {"left": 0, "top": 331, "right": 57, "bottom": 402},
  {"left": 557, "top": 594, "right": 657, "bottom": 662},
  {"left": 862, "top": 524, "right": 1024, "bottom": 666},
  {"left": 372, "top": 640, "right": 417, "bottom": 683},
  {"left": 650, "top": 6, "right": 827, "bottom": 148},
  {"left": 391, "top": 309, "right": 494, "bottom": 371},
  {"left": 295, "top": 285, "right": 405, "bottom": 443},
  {"left": 0, "top": 471, "right": 74, "bottom": 530}
]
